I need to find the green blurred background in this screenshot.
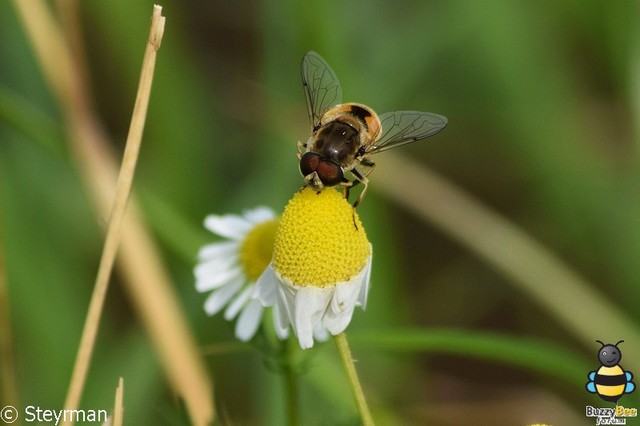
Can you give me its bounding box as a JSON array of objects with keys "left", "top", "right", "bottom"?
[{"left": 1, "top": 1, "right": 640, "bottom": 424}]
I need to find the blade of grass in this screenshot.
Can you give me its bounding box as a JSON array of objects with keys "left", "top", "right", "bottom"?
[
  {"left": 9, "top": 0, "right": 74, "bottom": 110},
  {"left": 374, "top": 153, "right": 640, "bottom": 374},
  {"left": 350, "top": 328, "right": 590, "bottom": 386},
  {"left": 0, "top": 86, "right": 64, "bottom": 153}
]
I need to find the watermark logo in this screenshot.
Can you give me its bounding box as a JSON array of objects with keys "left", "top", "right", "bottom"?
[
  {"left": 585, "top": 406, "right": 637, "bottom": 425},
  {"left": 585, "top": 340, "right": 637, "bottom": 425},
  {"left": 0, "top": 405, "right": 19, "bottom": 423},
  {"left": 0, "top": 405, "right": 108, "bottom": 424}
]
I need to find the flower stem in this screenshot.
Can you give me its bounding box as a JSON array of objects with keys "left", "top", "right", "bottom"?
[
  {"left": 284, "top": 338, "right": 300, "bottom": 426},
  {"left": 334, "top": 332, "right": 374, "bottom": 426}
]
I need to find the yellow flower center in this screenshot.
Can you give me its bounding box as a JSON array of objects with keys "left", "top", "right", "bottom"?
[
  {"left": 240, "top": 219, "right": 278, "bottom": 281},
  {"left": 273, "top": 187, "right": 371, "bottom": 287}
]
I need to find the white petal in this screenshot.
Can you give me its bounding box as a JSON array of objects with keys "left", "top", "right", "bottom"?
[
  {"left": 272, "top": 303, "right": 290, "bottom": 340},
  {"left": 204, "top": 214, "right": 254, "bottom": 240},
  {"left": 195, "top": 265, "right": 243, "bottom": 293},
  {"left": 323, "top": 260, "right": 371, "bottom": 335},
  {"left": 323, "top": 302, "right": 357, "bottom": 335},
  {"left": 275, "top": 287, "right": 293, "bottom": 338},
  {"left": 194, "top": 254, "right": 237, "bottom": 280},
  {"left": 198, "top": 241, "right": 239, "bottom": 261},
  {"left": 275, "top": 279, "right": 296, "bottom": 324},
  {"left": 357, "top": 254, "right": 373, "bottom": 308},
  {"left": 203, "top": 277, "right": 244, "bottom": 315},
  {"left": 224, "top": 284, "right": 254, "bottom": 320},
  {"left": 235, "top": 299, "right": 264, "bottom": 341},
  {"left": 330, "top": 279, "right": 361, "bottom": 315},
  {"left": 313, "top": 323, "right": 329, "bottom": 342},
  {"left": 243, "top": 206, "right": 275, "bottom": 224},
  {"left": 293, "top": 287, "right": 333, "bottom": 349},
  {"left": 254, "top": 263, "right": 279, "bottom": 306},
  {"left": 323, "top": 280, "right": 359, "bottom": 335}
]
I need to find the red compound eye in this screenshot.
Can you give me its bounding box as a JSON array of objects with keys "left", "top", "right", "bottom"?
[
  {"left": 300, "top": 152, "right": 343, "bottom": 187},
  {"left": 316, "top": 160, "right": 343, "bottom": 186},
  {"left": 300, "top": 152, "right": 321, "bottom": 176}
]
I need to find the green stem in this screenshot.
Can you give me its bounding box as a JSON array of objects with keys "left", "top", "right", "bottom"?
[
  {"left": 284, "top": 337, "right": 300, "bottom": 426},
  {"left": 333, "top": 332, "right": 374, "bottom": 426}
]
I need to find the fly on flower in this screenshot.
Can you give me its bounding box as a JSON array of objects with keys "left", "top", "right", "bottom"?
[{"left": 298, "top": 51, "right": 448, "bottom": 208}]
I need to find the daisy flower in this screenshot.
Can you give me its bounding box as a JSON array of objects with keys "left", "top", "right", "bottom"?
[
  {"left": 195, "top": 206, "right": 286, "bottom": 341},
  {"left": 256, "top": 187, "right": 373, "bottom": 349}
]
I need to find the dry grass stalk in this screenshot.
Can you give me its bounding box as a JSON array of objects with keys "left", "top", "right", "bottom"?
[
  {"left": 0, "top": 231, "right": 20, "bottom": 408},
  {"left": 59, "top": 7, "right": 164, "bottom": 422},
  {"left": 12, "top": 2, "right": 215, "bottom": 425},
  {"left": 112, "top": 377, "right": 124, "bottom": 426}
]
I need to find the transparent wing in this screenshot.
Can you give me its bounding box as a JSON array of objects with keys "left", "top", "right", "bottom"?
[
  {"left": 301, "top": 51, "right": 343, "bottom": 129},
  {"left": 366, "top": 111, "right": 447, "bottom": 154}
]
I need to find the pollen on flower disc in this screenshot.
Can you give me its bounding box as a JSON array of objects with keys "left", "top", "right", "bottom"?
[
  {"left": 240, "top": 220, "right": 278, "bottom": 281},
  {"left": 273, "top": 187, "right": 371, "bottom": 287}
]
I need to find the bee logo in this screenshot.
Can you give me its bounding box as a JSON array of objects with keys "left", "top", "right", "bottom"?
[
  {"left": 586, "top": 340, "right": 635, "bottom": 403},
  {"left": 298, "top": 51, "right": 447, "bottom": 208}
]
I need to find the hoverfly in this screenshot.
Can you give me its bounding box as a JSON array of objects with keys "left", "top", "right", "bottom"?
[{"left": 298, "top": 51, "right": 447, "bottom": 208}]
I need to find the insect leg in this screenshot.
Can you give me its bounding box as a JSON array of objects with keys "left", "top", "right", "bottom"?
[
  {"left": 341, "top": 178, "right": 358, "bottom": 203},
  {"left": 350, "top": 168, "right": 370, "bottom": 209},
  {"left": 339, "top": 175, "right": 361, "bottom": 229},
  {"left": 359, "top": 157, "right": 375, "bottom": 173},
  {"left": 303, "top": 171, "right": 325, "bottom": 193}
]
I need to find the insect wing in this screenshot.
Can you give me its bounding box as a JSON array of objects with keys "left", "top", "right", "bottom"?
[
  {"left": 301, "top": 51, "right": 343, "bottom": 129},
  {"left": 367, "top": 111, "right": 447, "bottom": 154}
]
